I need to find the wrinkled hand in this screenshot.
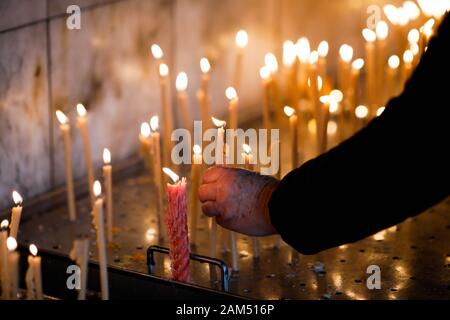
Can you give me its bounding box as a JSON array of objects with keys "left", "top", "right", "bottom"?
[{"left": 198, "top": 166, "right": 279, "bottom": 236}]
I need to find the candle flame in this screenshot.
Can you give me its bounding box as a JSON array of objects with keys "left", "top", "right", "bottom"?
[
  {"left": 12, "top": 190, "right": 23, "bottom": 206},
  {"left": 1, "top": 219, "right": 9, "bottom": 229},
  {"left": 159, "top": 63, "right": 169, "bottom": 77},
  {"left": 29, "top": 243, "right": 38, "bottom": 256},
  {"left": 200, "top": 57, "right": 211, "bottom": 73},
  {"left": 282, "top": 40, "right": 296, "bottom": 67},
  {"left": 362, "top": 29, "right": 376, "bottom": 42},
  {"left": 264, "top": 52, "right": 278, "bottom": 73},
  {"left": 211, "top": 116, "right": 226, "bottom": 128},
  {"left": 330, "top": 89, "right": 343, "bottom": 103},
  {"left": 225, "top": 86, "right": 238, "bottom": 101},
  {"left": 55, "top": 110, "right": 69, "bottom": 125},
  {"left": 408, "top": 28, "right": 420, "bottom": 44},
  {"left": 150, "top": 115, "right": 159, "bottom": 132},
  {"left": 7, "top": 237, "right": 17, "bottom": 251},
  {"left": 388, "top": 55, "right": 400, "bottom": 69},
  {"left": 103, "top": 148, "right": 111, "bottom": 164},
  {"left": 151, "top": 44, "right": 163, "bottom": 59},
  {"left": 259, "top": 66, "right": 270, "bottom": 80},
  {"left": 351, "top": 58, "right": 364, "bottom": 70},
  {"left": 417, "top": 0, "right": 449, "bottom": 18},
  {"left": 235, "top": 30, "right": 248, "bottom": 48},
  {"left": 242, "top": 143, "right": 251, "bottom": 155},
  {"left": 317, "top": 41, "right": 329, "bottom": 57},
  {"left": 319, "top": 95, "right": 331, "bottom": 104},
  {"left": 162, "top": 167, "right": 179, "bottom": 184},
  {"left": 339, "top": 44, "right": 353, "bottom": 62},
  {"left": 317, "top": 76, "right": 323, "bottom": 91},
  {"left": 403, "top": 49, "right": 414, "bottom": 63},
  {"left": 396, "top": 6, "right": 410, "bottom": 26},
  {"left": 383, "top": 4, "right": 399, "bottom": 25},
  {"left": 376, "top": 106, "right": 386, "bottom": 116},
  {"left": 193, "top": 144, "right": 201, "bottom": 155},
  {"left": 355, "top": 105, "right": 369, "bottom": 119},
  {"left": 308, "top": 50, "right": 318, "bottom": 65},
  {"left": 327, "top": 120, "right": 338, "bottom": 135},
  {"left": 421, "top": 18, "right": 435, "bottom": 39},
  {"left": 140, "top": 122, "right": 151, "bottom": 138},
  {"left": 403, "top": 1, "right": 421, "bottom": 20},
  {"left": 376, "top": 21, "right": 389, "bottom": 40},
  {"left": 93, "top": 180, "right": 102, "bottom": 197},
  {"left": 283, "top": 106, "right": 295, "bottom": 117},
  {"left": 295, "top": 37, "right": 310, "bottom": 63},
  {"left": 176, "top": 72, "right": 188, "bottom": 91},
  {"left": 76, "top": 103, "right": 87, "bottom": 117}
]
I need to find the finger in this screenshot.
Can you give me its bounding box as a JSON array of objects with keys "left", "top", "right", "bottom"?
[
  {"left": 201, "top": 201, "right": 221, "bottom": 217},
  {"left": 202, "top": 165, "right": 226, "bottom": 184},
  {"left": 198, "top": 183, "right": 217, "bottom": 203}
]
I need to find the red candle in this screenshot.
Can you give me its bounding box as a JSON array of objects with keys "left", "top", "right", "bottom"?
[{"left": 163, "top": 167, "right": 190, "bottom": 282}]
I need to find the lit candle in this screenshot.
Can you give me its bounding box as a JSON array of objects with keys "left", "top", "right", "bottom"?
[
  {"left": 233, "top": 30, "right": 248, "bottom": 90},
  {"left": 318, "top": 95, "right": 331, "bottom": 153},
  {"left": 317, "top": 40, "right": 329, "bottom": 82},
  {"left": 362, "top": 29, "right": 376, "bottom": 116},
  {"left": 189, "top": 145, "right": 202, "bottom": 247},
  {"left": 25, "top": 244, "right": 43, "bottom": 300},
  {"left": 386, "top": 55, "right": 400, "bottom": 98},
  {"left": 226, "top": 86, "right": 239, "bottom": 131},
  {"left": 6, "top": 237, "right": 19, "bottom": 300},
  {"left": 159, "top": 62, "right": 173, "bottom": 167},
  {"left": 102, "top": 148, "right": 113, "bottom": 243},
  {"left": 295, "top": 37, "right": 311, "bottom": 98},
  {"left": 338, "top": 44, "right": 353, "bottom": 101},
  {"left": 76, "top": 103, "right": 95, "bottom": 207},
  {"left": 0, "top": 220, "right": 9, "bottom": 297},
  {"left": 139, "top": 122, "right": 152, "bottom": 171},
  {"left": 162, "top": 168, "right": 190, "bottom": 282},
  {"left": 200, "top": 57, "right": 211, "bottom": 93},
  {"left": 176, "top": 72, "right": 192, "bottom": 131},
  {"left": 402, "top": 49, "right": 414, "bottom": 85},
  {"left": 69, "top": 238, "right": 89, "bottom": 300},
  {"left": 91, "top": 181, "right": 109, "bottom": 300},
  {"left": 283, "top": 40, "right": 298, "bottom": 108},
  {"left": 55, "top": 110, "right": 76, "bottom": 221},
  {"left": 259, "top": 66, "right": 272, "bottom": 130},
  {"left": 151, "top": 44, "right": 164, "bottom": 65},
  {"left": 284, "top": 106, "right": 298, "bottom": 169},
  {"left": 265, "top": 52, "right": 281, "bottom": 121},
  {"left": 9, "top": 191, "right": 23, "bottom": 241},
  {"left": 150, "top": 116, "right": 165, "bottom": 242},
  {"left": 376, "top": 21, "right": 389, "bottom": 103},
  {"left": 355, "top": 105, "right": 369, "bottom": 129},
  {"left": 349, "top": 59, "right": 364, "bottom": 113},
  {"left": 198, "top": 58, "right": 212, "bottom": 129},
  {"left": 308, "top": 51, "right": 320, "bottom": 106}
]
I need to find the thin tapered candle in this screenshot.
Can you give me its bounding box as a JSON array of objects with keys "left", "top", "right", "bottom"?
[
  {"left": 102, "top": 148, "right": 113, "bottom": 243},
  {"left": 9, "top": 191, "right": 23, "bottom": 240},
  {"left": 176, "top": 72, "right": 192, "bottom": 131},
  {"left": 233, "top": 30, "right": 248, "bottom": 91}
]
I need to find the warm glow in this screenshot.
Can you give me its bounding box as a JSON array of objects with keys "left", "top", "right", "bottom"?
[
  {"left": 355, "top": 105, "right": 369, "bottom": 119},
  {"left": 403, "top": 49, "right": 414, "bottom": 63},
  {"left": 339, "top": 44, "right": 353, "bottom": 62},
  {"left": 76, "top": 103, "right": 87, "bottom": 117},
  {"left": 403, "top": 1, "right": 421, "bottom": 20},
  {"left": 282, "top": 40, "right": 296, "bottom": 67},
  {"left": 408, "top": 28, "right": 420, "bottom": 43},
  {"left": 421, "top": 18, "right": 435, "bottom": 39},
  {"left": 242, "top": 143, "right": 251, "bottom": 155},
  {"left": 150, "top": 115, "right": 159, "bottom": 132},
  {"left": 145, "top": 227, "right": 157, "bottom": 241},
  {"left": 317, "top": 76, "right": 323, "bottom": 91},
  {"left": 327, "top": 120, "right": 338, "bottom": 135},
  {"left": 7, "top": 237, "right": 17, "bottom": 251},
  {"left": 200, "top": 57, "right": 211, "bottom": 73},
  {"left": 376, "top": 21, "right": 389, "bottom": 40},
  {"left": 388, "top": 55, "right": 400, "bottom": 69},
  {"left": 362, "top": 28, "right": 376, "bottom": 42},
  {"left": 159, "top": 63, "right": 169, "bottom": 77},
  {"left": 373, "top": 230, "right": 387, "bottom": 241},
  {"left": 140, "top": 122, "right": 151, "bottom": 138},
  {"left": 93, "top": 180, "right": 102, "bottom": 197},
  {"left": 377, "top": 106, "right": 386, "bottom": 116},
  {"left": 259, "top": 66, "right": 270, "bottom": 80},
  {"left": 330, "top": 89, "right": 343, "bottom": 103},
  {"left": 329, "top": 101, "right": 339, "bottom": 113},
  {"left": 235, "top": 30, "right": 248, "bottom": 48},
  {"left": 225, "top": 87, "right": 238, "bottom": 101},
  {"left": 211, "top": 117, "right": 226, "bottom": 128},
  {"left": 29, "top": 244, "right": 38, "bottom": 256},
  {"left": 352, "top": 58, "right": 365, "bottom": 70},
  {"left": 12, "top": 190, "right": 23, "bottom": 206},
  {"left": 151, "top": 44, "right": 163, "bottom": 59},
  {"left": 103, "top": 148, "right": 111, "bottom": 165},
  {"left": 193, "top": 144, "right": 201, "bottom": 155},
  {"left": 396, "top": 6, "right": 410, "bottom": 26},
  {"left": 319, "top": 95, "right": 331, "bottom": 104},
  {"left": 163, "top": 167, "right": 180, "bottom": 184},
  {"left": 176, "top": 72, "right": 188, "bottom": 91},
  {"left": 417, "top": 0, "right": 450, "bottom": 18},
  {"left": 55, "top": 110, "right": 68, "bottom": 125},
  {"left": 410, "top": 42, "right": 420, "bottom": 55},
  {"left": 1, "top": 219, "right": 9, "bottom": 229},
  {"left": 295, "top": 37, "right": 310, "bottom": 63},
  {"left": 283, "top": 106, "right": 295, "bottom": 117},
  {"left": 308, "top": 50, "right": 318, "bottom": 65},
  {"left": 264, "top": 53, "right": 278, "bottom": 73},
  {"left": 307, "top": 119, "right": 316, "bottom": 135},
  {"left": 317, "top": 41, "right": 329, "bottom": 57},
  {"left": 384, "top": 4, "right": 399, "bottom": 24}
]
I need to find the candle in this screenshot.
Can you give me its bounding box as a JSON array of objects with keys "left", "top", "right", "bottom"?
[
  {"left": 162, "top": 168, "right": 190, "bottom": 282},
  {"left": 402, "top": 49, "right": 414, "bottom": 85},
  {"left": 200, "top": 57, "right": 211, "bottom": 93},
  {"left": 226, "top": 86, "right": 239, "bottom": 131},
  {"left": 69, "top": 238, "right": 89, "bottom": 300},
  {"left": 151, "top": 43, "right": 164, "bottom": 63},
  {"left": 6, "top": 237, "right": 19, "bottom": 300},
  {"left": 264, "top": 52, "right": 281, "bottom": 121},
  {"left": 233, "top": 30, "right": 248, "bottom": 90},
  {"left": 259, "top": 66, "right": 272, "bottom": 130},
  {"left": 25, "top": 244, "right": 43, "bottom": 300},
  {"left": 9, "top": 191, "right": 23, "bottom": 240},
  {"left": 56, "top": 110, "right": 77, "bottom": 221},
  {"left": 102, "top": 148, "right": 113, "bottom": 243},
  {"left": 283, "top": 40, "right": 298, "bottom": 108},
  {"left": 150, "top": 116, "right": 165, "bottom": 242},
  {"left": 176, "top": 72, "right": 192, "bottom": 131},
  {"left": 318, "top": 95, "right": 331, "bottom": 153},
  {"left": 355, "top": 105, "right": 369, "bottom": 129},
  {"left": 386, "top": 55, "right": 400, "bottom": 98},
  {"left": 317, "top": 41, "right": 329, "bottom": 82},
  {"left": 158, "top": 63, "right": 173, "bottom": 167},
  {"left": 92, "top": 181, "right": 109, "bottom": 300},
  {"left": 0, "top": 220, "right": 9, "bottom": 298},
  {"left": 76, "top": 103, "right": 95, "bottom": 207},
  {"left": 198, "top": 58, "right": 212, "bottom": 129},
  {"left": 349, "top": 59, "right": 364, "bottom": 114},
  {"left": 189, "top": 145, "right": 202, "bottom": 247},
  {"left": 362, "top": 29, "right": 376, "bottom": 117},
  {"left": 284, "top": 106, "right": 298, "bottom": 169},
  {"left": 308, "top": 51, "right": 320, "bottom": 109},
  {"left": 375, "top": 21, "right": 389, "bottom": 104},
  {"left": 338, "top": 44, "right": 353, "bottom": 102},
  {"left": 139, "top": 122, "right": 152, "bottom": 172},
  {"left": 295, "top": 37, "right": 310, "bottom": 98}
]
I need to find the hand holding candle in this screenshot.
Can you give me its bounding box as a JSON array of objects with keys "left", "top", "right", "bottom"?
[{"left": 25, "top": 244, "right": 43, "bottom": 300}]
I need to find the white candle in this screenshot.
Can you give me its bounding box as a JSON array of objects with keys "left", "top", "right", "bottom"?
[
  {"left": 233, "top": 30, "right": 248, "bottom": 90},
  {"left": 25, "top": 244, "right": 43, "bottom": 300},
  {"left": 76, "top": 104, "right": 95, "bottom": 207},
  {"left": 56, "top": 110, "right": 77, "bottom": 221},
  {"left": 9, "top": 191, "right": 23, "bottom": 240},
  {"left": 102, "top": 148, "right": 113, "bottom": 243},
  {"left": 6, "top": 237, "right": 19, "bottom": 300},
  {"left": 69, "top": 238, "right": 89, "bottom": 300},
  {"left": 92, "top": 181, "right": 109, "bottom": 300},
  {"left": 158, "top": 63, "right": 173, "bottom": 167},
  {"left": 0, "top": 220, "right": 9, "bottom": 298},
  {"left": 176, "top": 72, "right": 192, "bottom": 131},
  {"left": 189, "top": 145, "right": 202, "bottom": 247}
]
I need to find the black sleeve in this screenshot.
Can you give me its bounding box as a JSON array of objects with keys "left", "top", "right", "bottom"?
[{"left": 268, "top": 14, "right": 450, "bottom": 255}]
